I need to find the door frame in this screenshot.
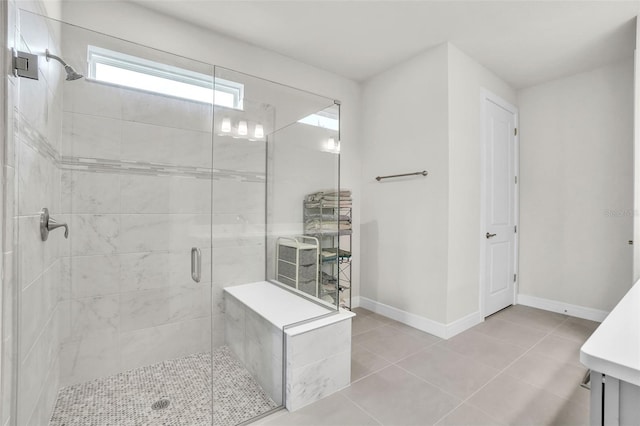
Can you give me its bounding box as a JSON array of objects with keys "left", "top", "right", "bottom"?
[{"left": 479, "top": 89, "right": 519, "bottom": 318}]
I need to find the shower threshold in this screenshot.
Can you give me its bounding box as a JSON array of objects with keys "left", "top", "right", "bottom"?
[{"left": 49, "top": 346, "right": 278, "bottom": 426}]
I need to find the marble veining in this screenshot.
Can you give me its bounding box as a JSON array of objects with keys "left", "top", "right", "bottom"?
[
  {"left": 286, "top": 350, "right": 351, "bottom": 411},
  {"left": 60, "top": 155, "right": 265, "bottom": 182},
  {"left": 21, "top": 110, "right": 264, "bottom": 182},
  {"left": 69, "top": 215, "right": 119, "bottom": 256},
  {"left": 18, "top": 111, "right": 60, "bottom": 164}
]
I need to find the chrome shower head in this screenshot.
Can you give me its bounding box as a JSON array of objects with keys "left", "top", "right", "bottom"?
[
  {"left": 64, "top": 65, "right": 83, "bottom": 81},
  {"left": 45, "top": 49, "right": 84, "bottom": 81}
]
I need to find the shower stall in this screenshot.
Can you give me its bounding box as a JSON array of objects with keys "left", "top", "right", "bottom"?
[{"left": 2, "top": 7, "right": 347, "bottom": 426}]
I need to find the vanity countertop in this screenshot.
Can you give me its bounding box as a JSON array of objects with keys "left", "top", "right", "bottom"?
[{"left": 580, "top": 280, "right": 640, "bottom": 386}]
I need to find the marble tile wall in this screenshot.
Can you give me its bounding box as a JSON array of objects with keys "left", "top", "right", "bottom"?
[
  {"left": 58, "top": 82, "right": 216, "bottom": 385},
  {"left": 224, "top": 294, "right": 284, "bottom": 406},
  {"left": 57, "top": 35, "right": 269, "bottom": 387},
  {"left": 2, "top": 4, "right": 68, "bottom": 425},
  {"left": 285, "top": 319, "right": 352, "bottom": 411}
]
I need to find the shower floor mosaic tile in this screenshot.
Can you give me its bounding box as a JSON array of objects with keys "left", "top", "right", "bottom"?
[{"left": 49, "top": 347, "right": 279, "bottom": 426}]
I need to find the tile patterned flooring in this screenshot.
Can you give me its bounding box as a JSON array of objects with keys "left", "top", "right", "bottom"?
[
  {"left": 259, "top": 305, "right": 596, "bottom": 426},
  {"left": 50, "top": 347, "right": 278, "bottom": 426}
]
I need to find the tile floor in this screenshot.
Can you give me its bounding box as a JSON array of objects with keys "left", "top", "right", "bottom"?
[
  {"left": 258, "top": 304, "right": 597, "bottom": 426},
  {"left": 50, "top": 347, "right": 278, "bottom": 426}
]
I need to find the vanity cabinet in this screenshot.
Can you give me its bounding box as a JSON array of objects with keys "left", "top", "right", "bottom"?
[
  {"left": 588, "top": 371, "right": 640, "bottom": 425},
  {"left": 581, "top": 280, "right": 640, "bottom": 425}
]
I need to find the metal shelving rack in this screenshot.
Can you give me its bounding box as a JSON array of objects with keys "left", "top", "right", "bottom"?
[{"left": 303, "top": 200, "right": 352, "bottom": 310}]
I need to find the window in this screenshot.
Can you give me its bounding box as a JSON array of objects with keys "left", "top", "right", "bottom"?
[
  {"left": 298, "top": 110, "right": 339, "bottom": 131},
  {"left": 87, "top": 45, "right": 244, "bottom": 109}
]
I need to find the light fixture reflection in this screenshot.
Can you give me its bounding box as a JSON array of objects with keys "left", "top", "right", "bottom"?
[
  {"left": 254, "top": 124, "right": 264, "bottom": 139},
  {"left": 238, "top": 120, "right": 248, "bottom": 136},
  {"left": 221, "top": 117, "right": 231, "bottom": 133}
]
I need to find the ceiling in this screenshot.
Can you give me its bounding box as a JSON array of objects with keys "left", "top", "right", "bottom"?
[{"left": 130, "top": 1, "right": 640, "bottom": 88}]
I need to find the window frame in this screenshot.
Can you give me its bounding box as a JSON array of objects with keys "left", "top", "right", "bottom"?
[{"left": 87, "top": 45, "right": 244, "bottom": 109}]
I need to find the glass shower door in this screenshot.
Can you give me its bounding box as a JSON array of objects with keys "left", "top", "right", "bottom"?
[{"left": 13, "top": 11, "right": 215, "bottom": 425}]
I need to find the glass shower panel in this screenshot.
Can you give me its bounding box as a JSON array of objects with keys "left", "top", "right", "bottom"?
[
  {"left": 267, "top": 103, "right": 342, "bottom": 308},
  {"left": 14, "top": 12, "right": 215, "bottom": 425},
  {"left": 212, "top": 66, "right": 340, "bottom": 422},
  {"left": 211, "top": 67, "right": 281, "bottom": 424}
]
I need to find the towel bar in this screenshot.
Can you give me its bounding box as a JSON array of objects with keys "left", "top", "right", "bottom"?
[{"left": 375, "top": 170, "right": 428, "bottom": 181}]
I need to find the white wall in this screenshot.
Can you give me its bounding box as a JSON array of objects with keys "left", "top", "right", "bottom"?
[
  {"left": 60, "top": 0, "right": 362, "bottom": 300},
  {"left": 446, "top": 45, "right": 518, "bottom": 322},
  {"left": 518, "top": 58, "right": 634, "bottom": 312},
  {"left": 633, "top": 20, "right": 640, "bottom": 283},
  {"left": 361, "top": 43, "right": 450, "bottom": 323},
  {"left": 360, "top": 43, "right": 517, "bottom": 329}
]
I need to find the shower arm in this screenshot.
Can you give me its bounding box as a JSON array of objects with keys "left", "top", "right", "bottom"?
[
  {"left": 45, "top": 49, "right": 83, "bottom": 81},
  {"left": 45, "top": 49, "right": 69, "bottom": 67}
]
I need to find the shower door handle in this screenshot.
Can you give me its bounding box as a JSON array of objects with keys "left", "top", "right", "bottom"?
[{"left": 191, "top": 247, "right": 201, "bottom": 283}]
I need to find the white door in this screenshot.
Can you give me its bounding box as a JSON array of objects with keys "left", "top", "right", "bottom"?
[{"left": 482, "top": 95, "right": 518, "bottom": 317}]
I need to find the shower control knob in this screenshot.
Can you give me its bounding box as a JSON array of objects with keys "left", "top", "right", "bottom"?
[{"left": 40, "top": 208, "right": 69, "bottom": 241}]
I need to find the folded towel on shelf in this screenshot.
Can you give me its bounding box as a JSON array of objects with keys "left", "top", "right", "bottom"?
[
  {"left": 321, "top": 271, "right": 337, "bottom": 285},
  {"left": 305, "top": 221, "right": 352, "bottom": 232},
  {"left": 321, "top": 196, "right": 352, "bottom": 202},
  {"left": 321, "top": 248, "right": 351, "bottom": 259},
  {"left": 305, "top": 190, "right": 352, "bottom": 203},
  {"left": 321, "top": 249, "right": 351, "bottom": 262},
  {"left": 324, "top": 190, "right": 351, "bottom": 197},
  {"left": 304, "top": 213, "right": 351, "bottom": 221},
  {"left": 305, "top": 201, "right": 352, "bottom": 208}
]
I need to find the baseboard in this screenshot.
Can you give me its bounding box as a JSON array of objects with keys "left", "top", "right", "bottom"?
[
  {"left": 358, "top": 297, "right": 482, "bottom": 339},
  {"left": 351, "top": 296, "right": 360, "bottom": 309},
  {"left": 446, "top": 310, "right": 484, "bottom": 338},
  {"left": 517, "top": 294, "right": 609, "bottom": 322}
]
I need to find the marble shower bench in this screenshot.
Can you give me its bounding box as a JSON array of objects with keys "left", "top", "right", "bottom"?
[{"left": 224, "top": 281, "right": 354, "bottom": 411}]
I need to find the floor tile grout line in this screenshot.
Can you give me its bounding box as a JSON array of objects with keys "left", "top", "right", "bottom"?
[
  {"left": 391, "top": 350, "right": 505, "bottom": 426},
  {"left": 433, "top": 401, "right": 504, "bottom": 426},
  {"left": 354, "top": 314, "right": 444, "bottom": 343},
  {"left": 350, "top": 344, "right": 393, "bottom": 384},
  {"left": 351, "top": 307, "right": 587, "bottom": 424},
  {"left": 428, "top": 313, "right": 579, "bottom": 425},
  {"left": 489, "top": 307, "right": 570, "bottom": 329},
  {"left": 491, "top": 314, "right": 592, "bottom": 404},
  {"left": 351, "top": 318, "right": 392, "bottom": 337},
  {"left": 385, "top": 340, "right": 440, "bottom": 365},
  {"left": 483, "top": 315, "right": 567, "bottom": 336},
  {"left": 390, "top": 365, "right": 500, "bottom": 425},
  {"left": 338, "top": 389, "right": 385, "bottom": 425},
  {"left": 370, "top": 338, "right": 440, "bottom": 366},
  {"left": 391, "top": 362, "right": 469, "bottom": 403},
  {"left": 446, "top": 314, "right": 583, "bottom": 419},
  {"left": 350, "top": 364, "right": 391, "bottom": 385}
]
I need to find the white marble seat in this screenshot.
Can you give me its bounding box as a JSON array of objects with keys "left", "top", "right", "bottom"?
[{"left": 224, "top": 281, "right": 354, "bottom": 411}]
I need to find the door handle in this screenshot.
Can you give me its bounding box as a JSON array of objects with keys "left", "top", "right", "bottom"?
[
  {"left": 486, "top": 232, "right": 497, "bottom": 239},
  {"left": 191, "top": 247, "right": 201, "bottom": 283}
]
